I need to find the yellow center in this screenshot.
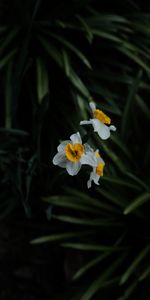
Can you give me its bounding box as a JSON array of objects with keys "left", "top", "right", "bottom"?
[
  {"left": 96, "top": 162, "right": 104, "bottom": 176},
  {"left": 94, "top": 109, "right": 111, "bottom": 124},
  {"left": 65, "top": 143, "right": 84, "bottom": 162}
]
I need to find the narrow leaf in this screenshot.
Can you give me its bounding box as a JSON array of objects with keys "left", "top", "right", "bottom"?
[
  {"left": 124, "top": 193, "right": 150, "bottom": 215},
  {"left": 120, "top": 244, "right": 150, "bottom": 285}
]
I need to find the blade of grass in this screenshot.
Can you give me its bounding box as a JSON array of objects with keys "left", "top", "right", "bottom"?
[
  {"left": 121, "top": 69, "right": 142, "bottom": 140},
  {"left": 36, "top": 57, "right": 49, "bottom": 104},
  {"left": 73, "top": 252, "right": 110, "bottom": 280},
  {"left": 45, "top": 31, "right": 92, "bottom": 69},
  {"left": 0, "top": 49, "right": 17, "bottom": 69},
  {"left": 52, "top": 214, "right": 123, "bottom": 227},
  {"left": 5, "top": 61, "right": 13, "bottom": 128},
  {"left": 42, "top": 196, "right": 103, "bottom": 214},
  {"left": 120, "top": 244, "right": 150, "bottom": 285},
  {"left": 31, "top": 230, "right": 95, "bottom": 244},
  {"left": 61, "top": 243, "right": 127, "bottom": 252},
  {"left": 80, "top": 254, "right": 126, "bottom": 300},
  {"left": 123, "top": 192, "right": 150, "bottom": 215}
]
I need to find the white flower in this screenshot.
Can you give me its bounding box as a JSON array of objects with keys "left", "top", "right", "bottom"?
[
  {"left": 52, "top": 132, "right": 97, "bottom": 176},
  {"left": 87, "top": 150, "right": 105, "bottom": 188},
  {"left": 80, "top": 102, "right": 116, "bottom": 140}
]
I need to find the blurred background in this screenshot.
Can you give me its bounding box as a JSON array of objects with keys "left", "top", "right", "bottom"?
[{"left": 0, "top": 0, "right": 150, "bottom": 299}]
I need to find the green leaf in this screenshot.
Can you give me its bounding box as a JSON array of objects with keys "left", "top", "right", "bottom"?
[
  {"left": 37, "top": 35, "right": 63, "bottom": 67},
  {"left": 92, "top": 29, "right": 122, "bottom": 43},
  {"left": 117, "top": 46, "right": 150, "bottom": 74},
  {"left": 0, "top": 49, "right": 17, "bottom": 69},
  {"left": 62, "top": 49, "right": 70, "bottom": 76},
  {"left": 73, "top": 252, "right": 111, "bottom": 280},
  {"left": 124, "top": 192, "right": 150, "bottom": 215},
  {"left": 121, "top": 69, "right": 142, "bottom": 140},
  {"left": 110, "top": 134, "right": 132, "bottom": 160},
  {"left": 136, "top": 95, "right": 150, "bottom": 121},
  {"left": 53, "top": 214, "right": 123, "bottom": 227},
  {"left": 80, "top": 254, "right": 126, "bottom": 300},
  {"left": 45, "top": 31, "right": 92, "bottom": 69},
  {"left": 76, "top": 15, "right": 93, "bottom": 43},
  {"left": 36, "top": 57, "right": 49, "bottom": 104},
  {"left": 61, "top": 243, "right": 126, "bottom": 252},
  {"left": 125, "top": 172, "right": 150, "bottom": 192},
  {"left": 31, "top": 230, "right": 94, "bottom": 244},
  {"left": 42, "top": 196, "right": 102, "bottom": 214},
  {"left": 96, "top": 139, "right": 129, "bottom": 173},
  {"left": 0, "top": 27, "right": 19, "bottom": 53},
  {"left": 116, "top": 282, "right": 137, "bottom": 300},
  {"left": 5, "top": 61, "right": 13, "bottom": 128},
  {"left": 138, "top": 265, "right": 150, "bottom": 281},
  {"left": 63, "top": 188, "right": 120, "bottom": 213},
  {"left": 69, "top": 68, "right": 91, "bottom": 98},
  {"left": 102, "top": 175, "right": 141, "bottom": 191},
  {"left": 96, "top": 187, "right": 126, "bottom": 208},
  {"left": 120, "top": 244, "right": 150, "bottom": 285}
]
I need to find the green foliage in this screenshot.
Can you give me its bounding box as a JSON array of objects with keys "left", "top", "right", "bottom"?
[{"left": 0, "top": 0, "right": 150, "bottom": 299}]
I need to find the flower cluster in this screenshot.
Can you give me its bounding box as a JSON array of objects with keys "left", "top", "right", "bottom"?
[{"left": 52, "top": 102, "right": 116, "bottom": 188}]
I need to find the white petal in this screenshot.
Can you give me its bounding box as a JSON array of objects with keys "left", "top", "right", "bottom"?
[
  {"left": 66, "top": 161, "right": 81, "bottom": 176},
  {"left": 87, "top": 171, "right": 100, "bottom": 188},
  {"left": 80, "top": 120, "right": 93, "bottom": 126},
  {"left": 110, "top": 125, "right": 116, "bottom": 131},
  {"left": 70, "top": 132, "right": 82, "bottom": 144},
  {"left": 90, "top": 171, "right": 100, "bottom": 185},
  {"left": 52, "top": 152, "right": 67, "bottom": 167},
  {"left": 89, "top": 102, "right": 96, "bottom": 112},
  {"left": 84, "top": 143, "right": 94, "bottom": 153},
  {"left": 57, "top": 140, "right": 71, "bottom": 152},
  {"left": 87, "top": 178, "right": 92, "bottom": 189},
  {"left": 80, "top": 152, "right": 97, "bottom": 167},
  {"left": 92, "top": 119, "right": 111, "bottom": 140}
]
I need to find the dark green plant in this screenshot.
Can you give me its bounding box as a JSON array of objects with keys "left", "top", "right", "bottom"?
[{"left": 0, "top": 0, "right": 150, "bottom": 299}]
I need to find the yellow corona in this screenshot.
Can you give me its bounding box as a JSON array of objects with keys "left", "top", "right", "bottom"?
[
  {"left": 65, "top": 143, "right": 84, "bottom": 162},
  {"left": 94, "top": 109, "right": 111, "bottom": 124},
  {"left": 96, "top": 162, "right": 104, "bottom": 176}
]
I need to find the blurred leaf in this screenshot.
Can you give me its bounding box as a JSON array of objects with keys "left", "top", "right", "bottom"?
[
  {"left": 0, "top": 27, "right": 19, "bottom": 54},
  {"left": 76, "top": 14, "right": 93, "bottom": 43},
  {"left": 117, "top": 281, "right": 137, "bottom": 300},
  {"left": 124, "top": 192, "right": 150, "bottom": 215},
  {"left": 0, "top": 49, "right": 17, "bottom": 69},
  {"left": 36, "top": 57, "right": 49, "bottom": 104},
  {"left": 49, "top": 32, "right": 92, "bottom": 69},
  {"left": 80, "top": 253, "right": 126, "bottom": 300},
  {"left": 5, "top": 60, "right": 13, "bottom": 128},
  {"left": 61, "top": 243, "right": 126, "bottom": 252},
  {"left": 53, "top": 214, "right": 123, "bottom": 227},
  {"left": 102, "top": 175, "right": 141, "bottom": 191},
  {"left": 37, "top": 35, "right": 63, "bottom": 67},
  {"left": 125, "top": 172, "right": 150, "bottom": 192},
  {"left": 138, "top": 265, "right": 150, "bottom": 281},
  {"left": 136, "top": 95, "right": 150, "bottom": 121},
  {"left": 121, "top": 69, "right": 142, "bottom": 140},
  {"left": 120, "top": 244, "right": 150, "bottom": 285},
  {"left": 62, "top": 49, "right": 70, "bottom": 76},
  {"left": 73, "top": 252, "right": 110, "bottom": 280},
  {"left": 31, "top": 230, "right": 95, "bottom": 244}
]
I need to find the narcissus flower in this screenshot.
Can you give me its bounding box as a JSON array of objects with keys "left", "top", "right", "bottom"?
[
  {"left": 80, "top": 102, "right": 116, "bottom": 140},
  {"left": 52, "top": 132, "right": 97, "bottom": 176},
  {"left": 87, "top": 150, "right": 105, "bottom": 188}
]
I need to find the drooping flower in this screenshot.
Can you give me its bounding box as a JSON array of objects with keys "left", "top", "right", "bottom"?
[
  {"left": 87, "top": 150, "right": 105, "bottom": 188},
  {"left": 80, "top": 102, "right": 116, "bottom": 140},
  {"left": 52, "top": 132, "right": 97, "bottom": 176}
]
